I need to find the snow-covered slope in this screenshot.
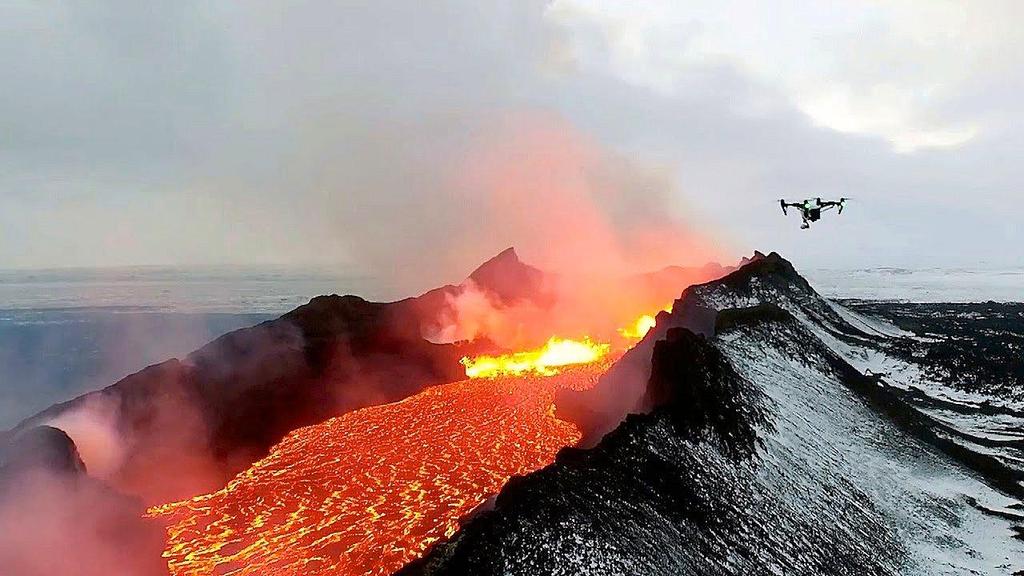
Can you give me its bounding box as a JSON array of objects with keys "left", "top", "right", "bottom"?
[
  {"left": 718, "top": 313, "right": 1023, "bottom": 574},
  {"left": 691, "top": 253, "right": 1024, "bottom": 499}
]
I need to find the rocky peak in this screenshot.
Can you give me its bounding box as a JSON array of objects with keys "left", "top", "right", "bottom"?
[
  {"left": 467, "top": 247, "right": 547, "bottom": 305},
  {"left": 737, "top": 250, "right": 766, "bottom": 266},
  {"left": 0, "top": 425, "right": 87, "bottom": 478},
  {"left": 719, "top": 251, "right": 813, "bottom": 295}
]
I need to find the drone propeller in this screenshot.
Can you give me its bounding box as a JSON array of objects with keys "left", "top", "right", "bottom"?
[
  {"left": 820, "top": 197, "right": 851, "bottom": 214},
  {"left": 779, "top": 198, "right": 787, "bottom": 215}
]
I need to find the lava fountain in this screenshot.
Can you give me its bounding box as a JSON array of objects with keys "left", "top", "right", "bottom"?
[{"left": 148, "top": 336, "right": 619, "bottom": 575}]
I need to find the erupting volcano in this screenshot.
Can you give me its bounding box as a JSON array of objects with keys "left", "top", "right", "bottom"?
[
  {"left": 0, "top": 245, "right": 731, "bottom": 576},
  {"left": 148, "top": 330, "right": 630, "bottom": 575}
]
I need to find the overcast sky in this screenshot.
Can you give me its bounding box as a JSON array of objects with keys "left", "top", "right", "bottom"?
[{"left": 2, "top": 1, "right": 1022, "bottom": 291}]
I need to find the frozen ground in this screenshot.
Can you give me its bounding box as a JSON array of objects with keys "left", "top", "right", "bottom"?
[
  {"left": 805, "top": 267, "right": 1024, "bottom": 303},
  {"left": 0, "top": 265, "right": 381, "bottom": 313}
]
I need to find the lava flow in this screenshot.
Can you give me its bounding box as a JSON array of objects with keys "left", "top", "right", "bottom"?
[{"left": 148, "top": 337, "right": 617, "bottom": 576}]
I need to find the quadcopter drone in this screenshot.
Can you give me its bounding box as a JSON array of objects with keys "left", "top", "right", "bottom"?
[{"left": 780, "top": 197, "right": 847, "bottom": 229}]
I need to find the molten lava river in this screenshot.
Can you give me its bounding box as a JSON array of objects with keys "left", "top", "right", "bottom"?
[{"left": 148, "top": 337, "right": 618, "bottom": 575}]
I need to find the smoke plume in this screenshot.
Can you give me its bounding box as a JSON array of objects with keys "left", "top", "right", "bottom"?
[{"left": 321, "top": 110, "right": 721, "bottom": 296}]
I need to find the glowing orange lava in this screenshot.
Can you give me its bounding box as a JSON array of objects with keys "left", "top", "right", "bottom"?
[
  {"left": 148, "top": 307, "right": 672, "bottom": 575},
  {"left": 461, "top": 336, "right": 609, "bottom": 378},
  {"left": 148, "top": 360, "right": 613, "bottom": 576},
  {"left": 618, "top": 303, "right": 673, "bottom": 340}
]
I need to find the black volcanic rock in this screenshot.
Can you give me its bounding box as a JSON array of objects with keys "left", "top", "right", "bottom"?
[
  {"left": 721, "top": 250, "right": 813, "bottom": 294},
  {"left": 0, "top": 426, "right": 86, "bottom": 478},
  {"left": 645, "top": 328, "right": 765, "bottom": 459},
  {"left": 554, "top": 268, "right": 732, "bottom": 443},
  {"left": 713, "top": 302, "right": 793, "bottom": 333},
  {"left": 848, "top": 301, "right": 1024, "bottom": 401},
  {"left": 737, "top": 249, "right": 767, "bottom": 267},
  {"left": 557, "top": 251, "right": 873, "bottom": 445},
  {"left": 281, "top": 294, "right": 389, "bottom": 340},
  {"left": 466, "top": 247, "right": 549, "bottom": 305}
]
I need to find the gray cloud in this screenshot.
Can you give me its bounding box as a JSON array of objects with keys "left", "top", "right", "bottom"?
[{"left": 1, "top": 1, "right": 1021, "bottom": 292}]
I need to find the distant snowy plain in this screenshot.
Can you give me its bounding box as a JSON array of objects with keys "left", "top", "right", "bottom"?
[{"left": 806, "top": 267, "right": 1023, "bottom": 303}]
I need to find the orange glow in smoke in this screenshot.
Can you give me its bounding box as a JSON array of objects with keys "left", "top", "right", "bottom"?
[{"left": 461, "top": 336, "right": 610, "bottom": 378}]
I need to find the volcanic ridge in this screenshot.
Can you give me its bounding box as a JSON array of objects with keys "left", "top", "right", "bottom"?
[{"left": 2, "top": 250, "right": 1023, "bottom": 575}]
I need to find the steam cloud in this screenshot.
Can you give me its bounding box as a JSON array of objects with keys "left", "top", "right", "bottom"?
[
  {"left": 319, "top": 111, "right": 721, "bottom": 296},
  {"left": 44, "top": 395, "right": 125, "bottom": 480},
  {"left": 0, "top": 470, "right": 166, "bottom": 576}
]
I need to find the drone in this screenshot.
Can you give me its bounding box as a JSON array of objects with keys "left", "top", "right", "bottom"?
[{"left": 780, "top": 197, "right": 847, "bottom": 229}]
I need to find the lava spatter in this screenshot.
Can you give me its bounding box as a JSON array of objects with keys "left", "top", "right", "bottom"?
[{"left": 148, "top": 360, "right": 613, "bottom": 576}]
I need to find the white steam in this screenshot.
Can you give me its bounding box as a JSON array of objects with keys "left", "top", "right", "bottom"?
[{"left": 44, "top": 395, "right": 124, "bottom": 480}]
